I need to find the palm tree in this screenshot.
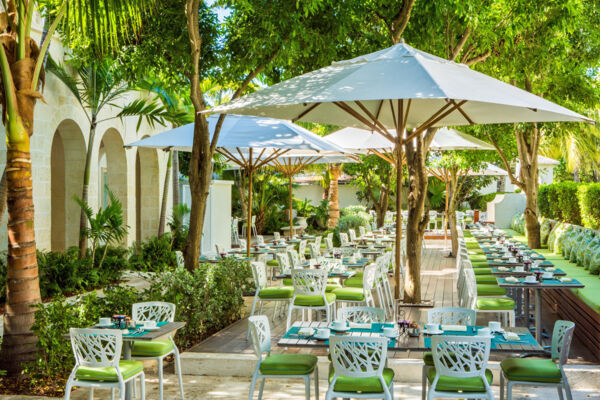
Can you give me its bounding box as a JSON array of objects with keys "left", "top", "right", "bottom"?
[
  {"left": 46, "top": 57, "right": 181, "bottom": 257},
  {"left": 0, "top": 0, "right": 156, "bottom": 375}
]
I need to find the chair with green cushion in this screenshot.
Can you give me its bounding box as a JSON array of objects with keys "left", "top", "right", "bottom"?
[
  {"left": 248, "top": 316, "right": 318, "bottom": 400},
  {"left": 248, "top": 262, "right": 293, "bottom": 339},
  {"left": 326, "top": 335, "right": 394, "bottom": 400},
  {"left": 464, "top": 268, "right": 515, "bottom": 326},
  {"left": 276, "top": 251, "right": 294, "bottom": 286},
  {"left": 131, "top": 302, "right": 183, "bottom": 400},
  {"left": 500, "top": 320, "right": 575, "bottom": 400},
  {"left": 427, "top": 335, "right": 493, "bottom": 400},
  {"left": 476, "top": 284, "right": 507, "bottom": 296},
  {"left": 421, "top": 307, "right": 476, "bottom": 400},
  {"left": 337, "top": 306, "right": 385, "bottom": 324},
  {"left": 64, "top": 328, "right": 145, "bottom": 400},
  {"left": 333, "top": 264, "right": 377, "bottom": 308},
  {"left": 286, "top": 268, "right": 336, "bottom": 330}
]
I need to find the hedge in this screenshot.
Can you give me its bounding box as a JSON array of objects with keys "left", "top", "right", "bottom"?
[{"left": 538, "top": 182, "right": 600, "bottom": 228}]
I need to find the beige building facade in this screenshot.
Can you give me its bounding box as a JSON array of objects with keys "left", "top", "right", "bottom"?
[{"left": 0, "top": 15, "right": 172, "bottom": 252}]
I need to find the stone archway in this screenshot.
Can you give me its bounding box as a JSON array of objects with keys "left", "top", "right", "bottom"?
[
  {"left": 51, "top": 120, "right": 86, "bottom": 251},
  {"left": 98, "top": 128, "right": 129, "bottom": 243},
  {"left": 135, "top": 144, "right": 160, "bottom": 243}
]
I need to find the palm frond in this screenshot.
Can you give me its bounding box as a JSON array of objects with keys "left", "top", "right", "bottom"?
[{"left": 115, "top": 98, "right": 177, "bottom": 131}]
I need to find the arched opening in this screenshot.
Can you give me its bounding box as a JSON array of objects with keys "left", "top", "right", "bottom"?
[
  {"left": 98, "top": 128, "right": 129, "bottom": 244},
  {"left": 135, "top": 144, "right": 160, "bottom": 243},
  {"left": 51, "top": 120, "right": 86, "bottom": 251}
]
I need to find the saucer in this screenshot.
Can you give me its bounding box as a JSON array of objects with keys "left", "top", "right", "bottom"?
[
  {"left": 143, "top": 326, "right": 160, "bottom": 331},
  {"left": 423, "top": 328, "right": 444, "bottom": 335},
  {"left": 96, "top": 323, "right": 114, "bottom": 328},
  {"left": 313, "top": 332, "right": 330, "bottom": 340},
  {"left": 381, "top": 329, "right": 399, "bottom": 338},
  {"left": 524, "top": 280, "right": 538, "bottom": 284},
  {"left": 329, "top": 323, "right": 350, "bottom": 332}
]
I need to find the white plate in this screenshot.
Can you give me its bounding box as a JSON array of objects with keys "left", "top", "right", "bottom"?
[
  {"left": 423, "top": 328, "right": 444, "bottom": 335},
  {"left": 143, "top": 326, "right": 161, "bottom": 331},
  {"left": 96, "top": 323, "right": 114, "bottom": 328},
  {"left": 329, "top": 323, "right": 350, "bottom": 332},
  {"left": 524, "top": 280, "right": 538, "bottom": 284},
  {"left": 381, "top": 330, "right": 399, "bottom": 338},
  {"left": 313, "top": 333, "right": 330, "bottom": 340}
]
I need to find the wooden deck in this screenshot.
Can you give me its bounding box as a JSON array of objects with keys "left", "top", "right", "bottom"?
[{"left": 189, "top": 240, "right": 596, "bottom": 363}]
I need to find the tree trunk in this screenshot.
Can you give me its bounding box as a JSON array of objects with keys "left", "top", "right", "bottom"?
[
  {"left": 517, "top": 125, "right": 541, "bottom": 249},
  {"left": 448, "top": 207, "right": 459, "bottom": 256},
  {"left": 0, "top": 170, "right": 7, "bottom": 224},
  {"left": 376, "top": 208, "right": 386, "bottom": 228},
  {"left": 158, "top": 151, "right": 172, "bottom": 236},
  {"left": 524, "top": 174, "right": 541, "bottom": 248},
  {"left": 78, "top": 124, "right": 96, "bottom": 258},
  {"left": 172, "top": 150, "right": 180, "bottom": 207},
  {"left": 327, "top": 164, "right": 341, "bottom": 229},
  {"left": 0, "top": 126, "right": 42, "bottom": 375}
]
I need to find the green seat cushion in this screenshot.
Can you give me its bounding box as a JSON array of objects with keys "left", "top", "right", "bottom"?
[
  {"left": 468, "top": 255, "right": 488, "bottom": 263},
  {"left": 427, "top": 367, "right": 493, "bottom": 392},
  {"left": 471, "top": 262, "right": 490, "bottom": 268},
  {"left": 475, "top": 275, "right": 497, "bottom": 284},
  {"left": 259, "top": 353, "right": 318, "bottom": 376},
  {"left": 267, "top": 260, "right": 278, "bottom": 267},
  {"left": 332, "top": 287, "right": 365, "bottom": 301},
  {"left": 466, "top": 242, "right": 481, "bottom": 250},
  {"left": 326, "top": 284, "right": 342, "bottom": 292},
  {"left": 472, "top": 268, "right": 492, "bottom": 275},
  {"left": 132, "top": 340, "right": 174, "bottom": 357},
  {"left": 423, "top": 351, "right": 434, "bottom": 366},
  {"left": 477, "top": 284, "right": 507, "bottom": 296},
  {"left": 476, "top": 296, "right": 515, "bottom": 310},
  {"left": 75, "top": 360, "right": 143, "bottom": 382},
  {"left": 329, "top": 367, "right": 394, "bottom": 393},
  {"left": 283, "top": 278, "right": 293, "bottom": 286},
  {"left": 500, "top": 358, "right": 562, "bottom": 383},
  {"left": 294, "top": 292, "right": 336, "bottom": 306},
  {"left": 259, "top": 286, "right": 294, "bottom": 299},
  {"left": 343, "top": 276, "right": 364, "bottom": 288}
]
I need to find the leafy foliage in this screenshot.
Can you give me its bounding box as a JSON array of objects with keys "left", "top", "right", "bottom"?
[
  {"left": 540, "top": 182, "right": 600, "bottom": 230},
  {"left": 129, "top": 235, "right": 177, "bottom": 272}
]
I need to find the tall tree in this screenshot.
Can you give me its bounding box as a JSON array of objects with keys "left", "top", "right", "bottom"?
[
  {"left": 46, "top": 58, "right": 180, "bottom": 256},
  {"left": 0, "top": 0, "right": 156, "bottom": 375}
]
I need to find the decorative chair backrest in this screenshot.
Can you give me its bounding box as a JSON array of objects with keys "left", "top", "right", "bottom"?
[
  {"left": 298, "top": 240, "right": 307, "bottom": 259},
  {"left": 273, "top": 232, "right": 281, "bottom": 241},
  {"left": 248, "top": 315, "right": 271, "bottom": 360},
  {"left": 337, "top": 306, "right": 385, "bottom": 323},
  {"left": 256, "top": 235, "right": 265, "bottom": 246},
  {"left": 327, "top": 232, "right": 334, "bottom": 242},
  {"left": 287, "top": 249, "right": 301, "bottom": 269},
  {"left": 251, "top": 215, "right": 256, "bottom": 224},
  {"left": 291, "top": 268, "right": 327, "bottom": 296},
  {"left": 349, "top": 229, "right": 358, "bottom": 243},
  {"left": 251, "top": 261, "right": 268, "bottom": 291},
  {"left": 320, "top": 259, "right": 337, "bottom": 272},
  {"left": 175, "top": 251, "right": 185, "bottom": 268},
  {"left": 309, "top": 243, "right": 319, "bottom": 259},
  {"left": 232, "top": 217, "right": 239, "bottom": 233},
  {"left": 70, "top": 328, "right": 122, "bottom": 368},
  {"left": 325, "top": 237, "right": 333, "bottom": 251},
  {"left": 431, "top": 335, "right": 491, "bottom": 380},
  {"left": 340, "top": 232, "right": 350, "bottom": 247},
  {"left": 215, "top": 244, "right": 225, "bottom": 254},
  {"left": 276, "top": 252, "right": 292, "bottom": 275},
  {"left": 429, "top": 210, "right": 438, "bottom": 218},
  {"left": 427, "top": 307, "right": 476, "bottom": 326},
  {"left": 133, "top": 302, "right": 176, "bottom": 322},
  {"left": 359, "top": 226, "right": 366, "bottom": 238},
  {"left": 362, "top": 264, "right": 378, "bottom": 291},
  {"left": 552, "top": 320, "right": 575, "bottom": 366},
  {"left": 239, "top": 239, "right": 247, "bottom": 249},
  {"left": 314, "top": 235, "right": 322, "bottom": 249},
  {"left": 329, "top": 336, "right": 387, "bottom": 379},
  {"left": 255, "top": 253, "right": 267, "bottom": 264}
]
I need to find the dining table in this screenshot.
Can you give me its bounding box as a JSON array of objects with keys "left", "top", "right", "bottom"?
[
  {"left": 278, "top": 321, "right": 544, "bottom": 354},
  {"left": 66, "top": 321, "right": 185, "bottom": 400}
]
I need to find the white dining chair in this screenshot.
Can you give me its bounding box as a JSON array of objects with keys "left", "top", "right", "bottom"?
[{"left": 286, "top": 268, "right": 336, "bottom": 330}]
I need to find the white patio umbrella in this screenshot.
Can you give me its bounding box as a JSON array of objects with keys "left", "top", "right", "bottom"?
[
  {"left": 206, "top": 41, "right": 592, "bottom": 302},
  {"left": 266, "top": 152, "right": 358, "bottom": 237},
  {"left": 126, "top": 114, "right": 349, "bottom": 255}
]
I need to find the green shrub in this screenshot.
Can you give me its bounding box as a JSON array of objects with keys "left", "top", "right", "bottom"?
[
  {"left": 538, "top": 186, "right": 551, "bottom": 219},
  {"left": 341, "top": 205, "right": 367, "bottom": 216},
  {"left": 129, "top": 235, "right": 177, "bottom": 272},
  {"left": 540, "top": 218, "right": 552, "bottom": 246},
  {"left": 589, "top": 244, "right": 600, "bottom": 274},
  {"left": 578, "top": 183, "right": 600, "bottom": 229},
  {"left": 557, "top": 182, "right": 581, "bottom": 225},
  {"left": 468, "top": 192, "right": 498, "bottom": 211}
]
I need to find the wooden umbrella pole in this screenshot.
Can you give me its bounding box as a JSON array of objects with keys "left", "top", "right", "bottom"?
[
  {"left": 247, "top": 149, "right": 253, "bottom": 257},
  {"left": 289, "top": 174, "right": 294, "bottom": 238},
  {"left": 444, "top": 178, "right": 449, "bottom": 250},
  {"left": 394, "top": 139, "right": 404, "bottom": 300}
]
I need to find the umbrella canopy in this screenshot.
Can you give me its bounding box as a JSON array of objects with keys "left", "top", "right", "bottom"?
[
  {"left": 472, "top": 163, "right": 508, "bottom": 176},
  {"left": 126, "top": 114, "right": 349, "bottom": 255},
  {"left": 208, "top": 43, "right": 592, "bottom": 128}
]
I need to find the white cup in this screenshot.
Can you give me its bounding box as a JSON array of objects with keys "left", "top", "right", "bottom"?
[
  {"left": 383, "top": 327, "right": 397, "bottom": 336},
  {"left": 332, "top": 320, "right": 346, "bottom": 330},
  {"left": 515, "top": 266, "right": 524, "bottom": 272},
  {"left": 478, "top": 327, "right": 492, "bottom": 337},
  {"left": 317, "top": 328, "right": 330, "bottom": 338},
  {"left": 143, "top": 320, "right": 157, "bottom": 329},
  {"left": 488, "top": 321, "right": 501, "bottom": 331},
  {"left": 542, "top": 271, "right": 553, "bottom": 279},
  {"left": 525, "top": 275, "right": 537, "bottom": 283},
  {"left": 99, "top": 317, "right": 111, "bottom": 326},
  {"left": 425, "top": 323, "right": 439, "bottom": 332}
]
